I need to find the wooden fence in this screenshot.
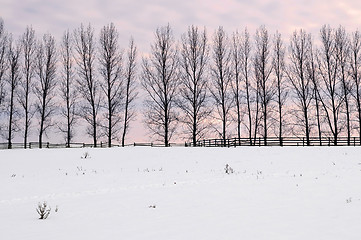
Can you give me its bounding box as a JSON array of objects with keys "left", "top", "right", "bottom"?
[
  {"left": 0, "top": 141, "right": 186, "bottom": 150},
  {"left": 1, "top": 136, "right": 361, "bottom": 150},
  {"left": 187, "top": 136, "right": 361, "bottom": 147}
]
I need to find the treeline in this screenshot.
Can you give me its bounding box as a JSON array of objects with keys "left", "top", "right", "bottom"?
[
  {"left": 1, "top": 19, "right": 361, "bottom": 147},
  {"left": 0, "top": 20, "right": 137, "bottom": 148}
]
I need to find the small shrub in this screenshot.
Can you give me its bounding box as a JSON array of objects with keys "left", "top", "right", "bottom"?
[
  {"left": 225, "top": 164, "right": 234, "bottom": 174},
  {"left": 36, "top": 201, "right": 51, "bottom": 219},
  {"left": 81, "top": 152, "right": 90, "bottom": 159}
]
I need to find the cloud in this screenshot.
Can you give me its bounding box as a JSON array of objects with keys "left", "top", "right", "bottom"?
[{"left": 4, "top": 0, "right": 361, "bottom": 50}]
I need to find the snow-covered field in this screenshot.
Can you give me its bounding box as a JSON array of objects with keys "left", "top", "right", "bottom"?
[{"left": 1, "top": 147, "right": 361, "bottom": 239}]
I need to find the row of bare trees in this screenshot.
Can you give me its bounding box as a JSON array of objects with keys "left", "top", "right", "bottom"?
[
  {"left": 2, "top": 20, "right": 361, "bottom": 147},
  {"left": 142, "top": 24, "right": 361, "bottom": 146},
  {"left": 0, "top": 20, "right": 137, "bottom": 148}
]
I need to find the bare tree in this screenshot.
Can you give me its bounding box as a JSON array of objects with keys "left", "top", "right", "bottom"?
[
  {"left": 286, "top": 30, "right": 313, "bottom": 145},
  {"left": 210, "top": 26, "right": 233, "bottom": 143},
  {"left": 0, "top": 19, "right": 7, "bottom": 112},
  {"left": 350, "top": 30, "right": 361, "bottom": 143},
  {"left": 254, "top": 26, "right": 274, "bottom": 145},
  {"left": 121, "top": 37, "right": 138, "bottom": 147},
  {"left": 239, "top": 28, "right": 254, "bottom": 144},
  {"left": 59, "top": 30, "right": 78, "bottom": 147},
  {"left": 317, "top": 25, "right": 343, "bottom": 145},
  {"left": 253, "top": 72, "right": 262, "bottom": 144},
  {"left": 178, "top": 25, "right": 210, "bottom": 145},
  {"left": 99, "top": 23, "right": 123, "bottom": 147},
  {"left": 231, "top": 30, "right": 243, "bottom": 140},
  {"left": 272, "top": 31, "right": 287, "bottom": 144},
  {"left": 5, "top": 36, "right": 22, "bottom": 148},
  {"left": 34, "top": 34, "right": 57, "bottom": 148},
  {"left": 334, "top": 26, "right": 351, "bottom": 145},
  {"left": 142, "top": 25, "right": 179, "bottom": 146},
  {"left": 74, "top": 24, "right": 100, "bottom": 147},
  {"left": 307, "top": 36, "right": 323, "bottom": 144},
  {"left": 19, "top": 26, "right": 36, "bottom": 148}
]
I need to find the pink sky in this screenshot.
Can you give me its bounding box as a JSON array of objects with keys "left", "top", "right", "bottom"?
[
  {"left": 2, "top": 0, "right": 361, "bottom": 143},
  {"left": 3, "top": 0, "right": 361, "bottom": 52}
]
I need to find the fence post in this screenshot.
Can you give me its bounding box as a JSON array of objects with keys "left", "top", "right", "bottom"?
[
  {"left": 354, "top": 137, "right": 356, "bottom": 147},
  {"left": 259, "top": 137, "right": 261, "bottom": 146},
  {"left": 47, "top": 142, "right": 49, "bottom": 148},
  {"left": 302, "top": 137, "right": 304, "bottom": 147},
  {"left": 328, "top": 137, "right": 330, "bottom": 146},
  {"left": 280, "top": 137, "right": 283, "bottom": 147}
]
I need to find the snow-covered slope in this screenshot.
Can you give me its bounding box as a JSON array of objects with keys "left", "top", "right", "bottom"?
[{"left": 1, "top": 147, "right": 361, "bottom": 239}]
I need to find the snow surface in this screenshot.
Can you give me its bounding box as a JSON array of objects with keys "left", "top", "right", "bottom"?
[{"left": 1, "top": 147, "right": 361, "bottom": 239}]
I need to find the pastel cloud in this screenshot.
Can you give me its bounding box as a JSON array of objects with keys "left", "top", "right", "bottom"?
[{"left": 3, "top": 0, "right": 361, "bottom": 51}]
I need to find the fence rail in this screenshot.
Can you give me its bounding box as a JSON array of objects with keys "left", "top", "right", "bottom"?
[
  {"left": 0, "top": 141, "right": 186, "bottom": 150},
  {"left": 188, "top": 136, "right": 361, "bottom": 147},
  {"left": 1, "top": 136, "right": 361, "bottom": 150}
]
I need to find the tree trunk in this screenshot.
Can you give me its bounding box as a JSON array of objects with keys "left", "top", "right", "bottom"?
[{"left": 7, "top": 90, "right": 14, "bottom": 149}]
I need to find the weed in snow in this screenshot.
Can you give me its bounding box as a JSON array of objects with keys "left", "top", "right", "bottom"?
[
  {"left": 76, "top": 166, "right": 86, "bottom": 175},
  {"left": 36, "top": 202, "right": 51, "bottom": 220},
  {"left": 225, "top": 164, "right": 234, "bottom": 174},
  {"left": 81, "top": 152, "right": 90, "bottom": 159}
]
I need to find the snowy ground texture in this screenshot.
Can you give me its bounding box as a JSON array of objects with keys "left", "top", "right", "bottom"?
[{"left": 1, "top": 147, "right": 361, "bottom": 240}]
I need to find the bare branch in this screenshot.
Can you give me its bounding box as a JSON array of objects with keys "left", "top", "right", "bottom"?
[
  {"left": 177, "top": 25, "right": 210, "bottom": 144},
  {"left": 34, "top": 33, "right": 57, "bottom": 148},
  {"left": 142, "top": 24, "right": 179, "bottom": 146},
  {"left": 210, "top": 26, "right": 233, "bottom": 141},
  {"left": 122, "top": 37, "right": 138, "bottom": 146},
  {"left": 74, "top": 23, "right": 101, "bottom": 147},
  {"left": 99, "top": 23, "right": 124, "bottom": 147}
]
